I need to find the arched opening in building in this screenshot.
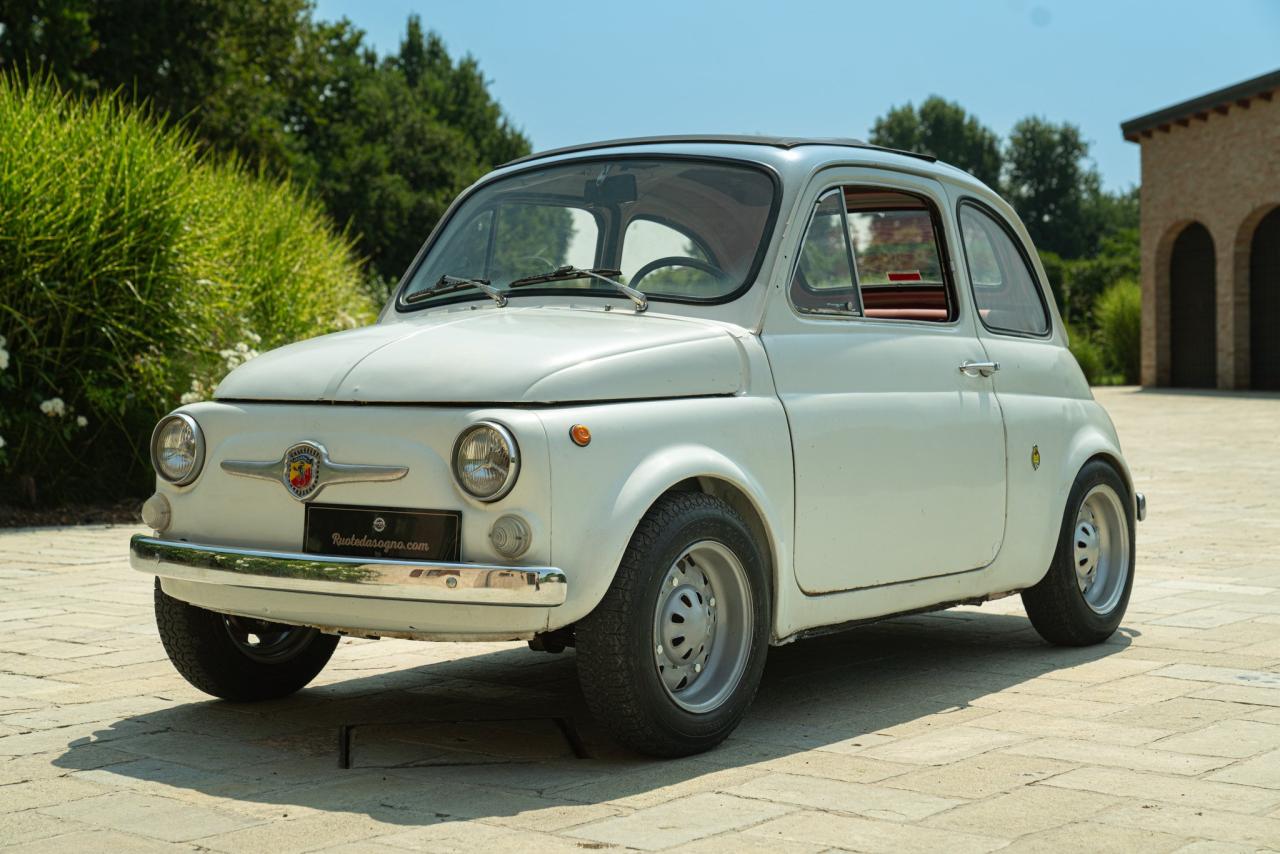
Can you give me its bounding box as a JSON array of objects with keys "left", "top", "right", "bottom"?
[
  {"left": 1169, "top": 223, "right": 1217, "bottom": 388},
  {"left": 1250, "top": 207, "right": 1280, "bottom": 390}
]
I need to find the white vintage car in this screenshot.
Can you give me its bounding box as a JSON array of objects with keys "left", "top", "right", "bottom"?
[{"left": 132, "top": 136, "right": 1145, "bottom": 756}]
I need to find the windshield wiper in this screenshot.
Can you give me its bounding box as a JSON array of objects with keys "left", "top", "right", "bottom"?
[
  {"left": 508, "top": 266, "right": 647, "bottom": 313},
  {"left": 404, "top": 275, "right": 507, "bottom": 307}
]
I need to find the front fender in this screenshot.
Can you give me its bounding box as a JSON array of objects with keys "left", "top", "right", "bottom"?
[{"left": 535, "top": 396, "right": 794, "bottom": 629}]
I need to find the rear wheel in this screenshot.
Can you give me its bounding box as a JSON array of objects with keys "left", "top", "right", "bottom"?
[
  {"left": 1022, "top": 460, "right": 1135, "bottom": 646},
  {"left": 576, "top": 492, "right": 769, "bottom": 757},
  {"left": 154, "top": 579, "right": 338, "bottom": 700}
]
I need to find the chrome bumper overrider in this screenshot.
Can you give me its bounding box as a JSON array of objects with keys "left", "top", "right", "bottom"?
[
  {"left": 129, "top": 535, "right": 567, "bottom": 607},
  {"left": 1136, "top": 492, "right": 1147, "bottom": 523}
]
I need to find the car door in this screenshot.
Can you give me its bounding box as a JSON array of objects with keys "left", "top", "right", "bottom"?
[{"left": 762, "top": 170, "right": 1006, "bottom": 594}]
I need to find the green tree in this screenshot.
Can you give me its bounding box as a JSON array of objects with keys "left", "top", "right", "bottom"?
[
  {"left": 869, "top": 96, "right": 1002, "bottom": 187},
  {"left": 1, "top": 0, "right": 313, "bottom": 167},
  {"left": 1002, "top": 117, "right": 1104, "bottom": 259},
  {"left": 0, "top": 4, "right": 531, "bottom": 285}
]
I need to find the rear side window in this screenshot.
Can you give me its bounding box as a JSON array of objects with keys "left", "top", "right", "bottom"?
[
  {"left": 791, "top": 186, "right": 954, "bottom": 322},
  {"left": 959, "top": 203, "right": 1050, "bottom": 336}
]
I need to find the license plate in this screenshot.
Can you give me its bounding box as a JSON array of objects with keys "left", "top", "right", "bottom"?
[{"left": 304, "top": 504, "right": 461, "bottom": 562}]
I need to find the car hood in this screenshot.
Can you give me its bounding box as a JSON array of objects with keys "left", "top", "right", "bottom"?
[{"left": 213, "top": 306, "right": 748, "bottom": 404}]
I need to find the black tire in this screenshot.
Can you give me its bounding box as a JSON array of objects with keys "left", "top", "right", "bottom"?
[
  {"left": 1022, "top": 459, "right": 1135, "bottom": 646},
  {"left": 576, "top": 492, "right": 770, "bottom": 757},
  {"left": 154, "top": 579, "right": 339, "bottom": 701}
]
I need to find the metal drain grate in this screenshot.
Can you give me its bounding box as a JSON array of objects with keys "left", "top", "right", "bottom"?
[{"left": 338, "top": 716, "right": 589, "bottom": 768}]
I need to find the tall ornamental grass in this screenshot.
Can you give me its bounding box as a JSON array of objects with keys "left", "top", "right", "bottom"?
[
  {"left": 0, "top": 74, "right": 375, "bottom": 502},
  {"left": 1095, "top": 279, "right": 1141, "bottom": 385}
]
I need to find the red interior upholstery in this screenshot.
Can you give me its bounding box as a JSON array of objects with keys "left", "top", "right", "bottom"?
[{"left": 860, "top": 285, "right": 949, "bottom": 321}]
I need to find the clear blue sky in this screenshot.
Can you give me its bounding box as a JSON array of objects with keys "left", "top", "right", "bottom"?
[{"left": 314, "top": 0, "right": 1280, "bottom": 192}]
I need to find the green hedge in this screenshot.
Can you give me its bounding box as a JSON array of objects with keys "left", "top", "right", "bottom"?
[{"left": 0, "top": 75, "right": 375, "bottom": 502}]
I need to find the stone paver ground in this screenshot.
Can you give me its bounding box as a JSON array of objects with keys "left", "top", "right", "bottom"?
[{"left": 3, "top": 387, "right": 1280, "bottom": 852}]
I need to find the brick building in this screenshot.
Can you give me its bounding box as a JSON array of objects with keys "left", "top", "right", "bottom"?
[{"left": 1122, "top": 70, "right": 1280, "bottom": 389}]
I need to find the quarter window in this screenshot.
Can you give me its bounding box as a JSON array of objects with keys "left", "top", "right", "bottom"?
[
  {"left": 959, "top": 203, "right": 1050, "bottom": 336},
  {"left": 791, "top": 190, "right": 859, "bottom": 314}
]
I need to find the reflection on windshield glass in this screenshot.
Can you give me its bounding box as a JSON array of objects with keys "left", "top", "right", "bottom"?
[{"left": 401, "top": 158, "right": 775, "bottom": 306}]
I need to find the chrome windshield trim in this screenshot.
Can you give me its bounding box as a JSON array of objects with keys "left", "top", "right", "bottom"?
[{"left": 130, "top": 535, "right": 566, "bottom": 607}]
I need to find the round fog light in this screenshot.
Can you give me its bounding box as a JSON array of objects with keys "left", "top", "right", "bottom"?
[
  {"left": 489, "top": 515, "right": 531, "bottom": 559},
  {"left": 141, "top": 493, "right": 171, "bottom": 532}
]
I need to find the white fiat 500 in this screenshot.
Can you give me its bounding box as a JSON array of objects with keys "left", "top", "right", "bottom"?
[{"left": 133, "top": 136, "right": 1145, "bottom": 757}]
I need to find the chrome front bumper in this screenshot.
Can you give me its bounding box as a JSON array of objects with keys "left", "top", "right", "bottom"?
[{"left": 129, "top": 535, "right": 567, "bottom": 607}]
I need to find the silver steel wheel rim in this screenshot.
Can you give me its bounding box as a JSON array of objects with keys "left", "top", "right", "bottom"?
[
  {"left": 1073, "top": 484, "right": 1130, "bottom": 615},
  {"left": 652, "top": 540, "right": 753, "bottom": 714},
  {"left": 222, "top": 616, "right": 314, "bottom": 664}
]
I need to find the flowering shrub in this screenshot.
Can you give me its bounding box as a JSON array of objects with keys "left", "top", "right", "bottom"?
[{"left": 0, "top": 75, "right": 375, "bottom": 502}]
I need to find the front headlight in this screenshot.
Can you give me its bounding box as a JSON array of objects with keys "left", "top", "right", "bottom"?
[
  {"left": 452, "top": 421, "right": 519, "bottom": 501},
  {"left": 150, "top": 413, "right": 205, "bottom": 485}
]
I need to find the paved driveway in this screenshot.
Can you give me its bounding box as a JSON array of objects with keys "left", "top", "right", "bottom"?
[{"left": 2, "top": 388, "right": 1280, "bottom": 852}]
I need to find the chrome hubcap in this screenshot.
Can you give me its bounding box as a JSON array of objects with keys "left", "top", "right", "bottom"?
[
  {"left": 1073, "top": 484, "right": 1131, "bottom": 615},
  {"left": 652, "top": 540, "right": 752, "bottom": 713}
]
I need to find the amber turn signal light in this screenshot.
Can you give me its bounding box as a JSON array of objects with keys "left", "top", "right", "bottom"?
[{"left": 569, "top": 424, "right": 591, "bottom": 447}]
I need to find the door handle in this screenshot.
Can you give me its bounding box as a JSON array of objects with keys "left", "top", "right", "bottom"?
[{"left": 959, "top": 360, "right": 1000, "bottom": 378}]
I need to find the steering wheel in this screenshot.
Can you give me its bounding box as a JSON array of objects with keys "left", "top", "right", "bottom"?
[{"left": 630, "top": 256, "right": 729, "bottom": 290}]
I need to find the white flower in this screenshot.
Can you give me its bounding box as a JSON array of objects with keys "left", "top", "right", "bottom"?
[
  {"left": 39, "top": 397, "right": 66, "bottom": 417},
  {"left": 76, "top": 415, "right": 88, "bottom": 428},
  {"left": 0, "top": 434, "right": 6, "bottom": 450},
  {"left": 219, "top": 342, "right": 259, "bottom": 372},
  {"left": 0, "top": 347, "right": 8, "bottom": 371},
  {"left": 180, "top": 378, "right": 207, "bottom": 405}
]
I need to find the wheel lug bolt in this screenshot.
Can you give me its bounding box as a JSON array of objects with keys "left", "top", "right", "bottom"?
[
  {"left": 656, "top": 644, "right": 663, "bottom": 656},
  {"left": 709, "top": 597, "right": 716, "bottom": 607},
  {"left": 694, "top": 662, "right": 702, "bottom": 673}
]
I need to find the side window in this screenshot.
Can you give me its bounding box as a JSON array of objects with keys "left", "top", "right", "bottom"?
[
  {"left": 791, "top": 190, "right": 860, "bottom": 314},
  {"left": 844, "top": 189, "right": 953, "bottom": 322},
  {"left": 959, "top": 203, "right": 1050, "bottom": 336}
]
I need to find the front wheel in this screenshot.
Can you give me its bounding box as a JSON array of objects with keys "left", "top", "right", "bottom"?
[
  {"left": 154, "top": 580, "right": 339, "bottom": 701},
  {"left": 1021, "top": 460, "right": 1135, "bottom": 646},
  {"left": 576, "top": 492, "right": 770, "bottom": 757}
]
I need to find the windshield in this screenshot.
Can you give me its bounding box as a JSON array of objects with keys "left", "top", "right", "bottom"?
[{"left": 399, "top": 157, "right": 777, "bottom": 307}]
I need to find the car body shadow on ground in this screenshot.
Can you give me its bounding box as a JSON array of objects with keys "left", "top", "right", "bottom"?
[{"left": 51, "top": 608, "right": 1131, "bottom": 830}]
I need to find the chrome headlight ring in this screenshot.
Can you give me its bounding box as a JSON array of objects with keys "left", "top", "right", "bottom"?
[
  {"left": 150, "top": 412, "right": 206, "bottom": 486},
  {"left": 452, "top": 420, "right": 520, "bottom": 502}
]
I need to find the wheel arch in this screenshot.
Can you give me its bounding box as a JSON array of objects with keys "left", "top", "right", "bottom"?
[
  {"left": 1057, "top": 420, "right": 1137, "bottom": 529},
  {"left": 599, "top": 447, "right": 789, "bottom": 632}
]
